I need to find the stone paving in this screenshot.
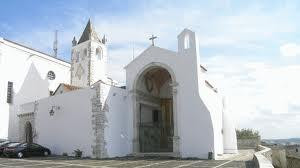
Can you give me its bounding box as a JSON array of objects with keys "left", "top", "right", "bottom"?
[{"left": 0, "top": 156, "right": 254, "bottom": 168}]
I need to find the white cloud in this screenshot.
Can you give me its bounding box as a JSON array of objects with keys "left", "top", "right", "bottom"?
[
  {"left": 280, "top": 43, "right": 300, "bottom": 57},
  {"left": 204, "top": 55, "right": 300, "bottom": 139}
]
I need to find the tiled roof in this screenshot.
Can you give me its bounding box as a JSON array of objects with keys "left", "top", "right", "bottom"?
[
  {"left": 52, "top": 83, "right": 82, "bottom": 95},
  {"left": 63, "top": 83, "right": 82, "bottom": 91}
]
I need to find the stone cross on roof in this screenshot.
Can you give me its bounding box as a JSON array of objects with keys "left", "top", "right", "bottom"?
[{"left": 149, "top": 35, "right": 158, "bottom": 46}]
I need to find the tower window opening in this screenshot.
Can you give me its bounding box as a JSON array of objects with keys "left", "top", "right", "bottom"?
[
  {"left": 96, "top": 47, "right": 103, "bottom": 60},
  {"left": 76, "top": 52, "right": 80, "bottom": 62},
  {"left": 184, "top": 34, "right": 190, "bottom": 49},
  {"left": 83, "top": 49, "right": 87, "bottom": 60}
]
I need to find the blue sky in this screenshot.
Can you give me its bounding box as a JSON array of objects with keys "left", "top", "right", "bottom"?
[
  {"left": 0, "top": 0, "right": 299, "bottom": 61},
  {"left": 1, "top": 0, "right": 300, "bottom": 139}
]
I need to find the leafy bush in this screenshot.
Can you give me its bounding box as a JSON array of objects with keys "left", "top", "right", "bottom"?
[
  {"left": 236, "top": 128, "right": 260, "bottom": 139},
  {"left": 73, "top": 149, "right": 83, "bottom": 158},
  {"left": 62, "top": 152, "right": 68, "bottom": 156}
]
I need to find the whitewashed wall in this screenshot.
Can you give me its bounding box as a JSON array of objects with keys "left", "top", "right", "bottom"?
[
  {"left": 17, "top": 82, "right": 130, "bottom": 158},
  {"left": 198, "top": 82, "right": 224, "bottom": 157},
  {"left": 90, "top": 41, "right": 108, "bottom": 84},
  {"left": 101, "top": 84, "right": 130, "bottom": 157},
  {"left": 125, "top": 29, "right": 232, "bottom": 158},
  {"left": 11, "top": 64, "right": 50, "bottom": 141},
  {"left": 0, "top": 38, "right": 70, "bottom": 140},
  {"left": 35, "top": 88, "right": 94, "bottom": 157}
]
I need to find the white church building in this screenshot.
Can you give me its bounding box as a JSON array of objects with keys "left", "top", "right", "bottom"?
[{"left": 1, "top": 20, "right": 237, "bottom": 159}]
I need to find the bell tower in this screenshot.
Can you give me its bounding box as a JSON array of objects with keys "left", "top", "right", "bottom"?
[
  {"left": 177, "top": 28, "right": 200, "bottom": 58},
  {"left": 70, "top": 19, "right": 108, "bottom": 87}
]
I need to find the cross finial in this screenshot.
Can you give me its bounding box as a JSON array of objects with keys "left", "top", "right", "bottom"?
[{"left": 149, "top": 35, "right": 158, "bottom": 46}]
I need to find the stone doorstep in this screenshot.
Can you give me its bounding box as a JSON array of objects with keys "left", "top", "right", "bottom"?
[{"left": 133, "top": 152, "right": 179, "bottom": 158}]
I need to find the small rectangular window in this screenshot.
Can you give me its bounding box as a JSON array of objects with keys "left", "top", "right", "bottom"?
[
  {"left": 152, "top": 110, "right": 159, "bottom": 123},
  {"left": 7, "top": 81, "right": 13, "bottom": 103}
]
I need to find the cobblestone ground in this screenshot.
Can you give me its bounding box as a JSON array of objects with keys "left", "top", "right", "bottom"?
[{"left": 0, "top": 156, "right": 255, "bottom": 168}]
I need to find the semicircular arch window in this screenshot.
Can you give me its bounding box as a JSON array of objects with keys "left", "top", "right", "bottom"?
[{"left": 47, "top": 71, "right": 56, "bottom": 80}]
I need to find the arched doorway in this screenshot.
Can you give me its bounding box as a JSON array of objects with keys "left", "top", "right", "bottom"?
[
  {"left": 134, "top": 66, "right": 175, "bottom": 153},
  {"left": 25, "top": 122, "right": 33, "bottom": 143}
]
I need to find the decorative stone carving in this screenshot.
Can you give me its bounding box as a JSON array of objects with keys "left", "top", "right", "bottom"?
[
  {"left": 145, "top": 76, "right": 153, "bottom": 93},
  {"left": 169, "top": 81, "right": 179, "bottom": 87},
  {"left": 135, "top": 89, "right": 160, "bottom": 104},
  {"left": 172, "top": 88, "right": 178, "bottom": 95},
  {"left": 75, "top": 64, "right": 84, "bottom": 80}
]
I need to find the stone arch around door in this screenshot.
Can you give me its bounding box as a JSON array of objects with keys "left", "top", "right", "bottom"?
[
  {"left": 18, "top": 112, "right": 36, "bottom": 143},
  {"left": 131, "top": 62, "right": 180, "bottom": 156},
  {"left": 25, "top": 121, "right": 33, "bottom": 143}
]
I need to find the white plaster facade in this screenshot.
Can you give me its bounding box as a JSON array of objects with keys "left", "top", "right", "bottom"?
[
  {"left": 5, "top": 20, "right": 237, "bottom": 159},
  {"left": 0, "top": 37, "right": 70, "bottom": 140},
  {"left": 125, "top": 29, "right": 237, "bottom": 159},
  {"left": 14, "top": 81, "right": 128, "bottom": 157}
]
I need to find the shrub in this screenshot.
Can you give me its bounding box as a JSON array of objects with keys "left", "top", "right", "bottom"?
[
  {"left": 236, "top": 128, "right": 260, "bottom": 139},
  {"left": 73, "top": 149, "right": 83, "bottom": 158},
  {"left": 62, "top": 152, "right": 68, "bottom": 156}
]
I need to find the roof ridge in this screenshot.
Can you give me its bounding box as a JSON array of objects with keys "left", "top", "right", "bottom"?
[{"left": 3, "top": 38, "right": 70, "bottom": 65}]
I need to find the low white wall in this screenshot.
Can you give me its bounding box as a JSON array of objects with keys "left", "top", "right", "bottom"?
[
  {"left": 254, "top": 145, "right": 274, "bottom": 168},
  {"left": 102, "top": 84, "right": 130, "bottom": 157},
  {"left": 35, "top": 88, "right": 94, "bottom": 157},
  {"left": 17, "top": 81, "right": 131, "bottom": 158},
  {"left": 199, "top": 83, "right": 224, "bottom": 156}
]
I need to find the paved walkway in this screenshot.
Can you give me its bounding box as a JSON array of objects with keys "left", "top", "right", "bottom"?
[
  {"left": 0, "top": 157, "right": 254, "bottom": 168},
  {"left": 0, "top": 150, "right": 255, "bottom": 168}
]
